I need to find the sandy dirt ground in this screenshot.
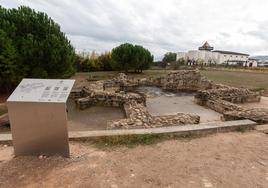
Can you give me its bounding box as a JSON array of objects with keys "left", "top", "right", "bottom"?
[
  {"left": 0, "top": 131, "right": 267, "bottom": 188},
  {"left": 67, "top": 99, "right": 125, "bottom": 131}
]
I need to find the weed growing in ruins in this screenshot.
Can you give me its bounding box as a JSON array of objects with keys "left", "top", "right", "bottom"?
[
  {"left": 235, "top": 126, "right": 247, "bottom": 133},
  {"left": 0, "top": 109, "right": 7, "bottom": 116},
  {"left": 75, "top": 133, "right": 205, "bottom": 149}
]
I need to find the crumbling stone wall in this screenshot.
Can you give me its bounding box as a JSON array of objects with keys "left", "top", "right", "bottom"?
[
  {"left": 197, "top": 98, "right": 243, "bottom": 114},
  {"left": 103, "top": 73, "right": 139, "bottom": 92},
  {"left": 101, "top": 70, "right": 213, "bottom": 93},
  {"left": 71, "top": 71, "right": 203, "bottom": 129},
  {"left": 76, "top": 89, "right": 146, "bottom": 110},
  {"left": 223, "top": 108, "right": 268, "bottom": 124},
  {"left": 73, "top": 85, "right": 200, "bottom": 129},
  {"left": 195, "top": 86, "right": 267, "bottom": 124},
  {"left": 161, "top": 70, "right": 213, "bottom": 91},
  {"left": 195, "top": 87, "right": 260, "bottom": 104},
  {"left": 108, "top": 100, "right": 200, "bottom": 129},
  {"left": 71, "top": 70, "right": 267, "bottom": 128}
]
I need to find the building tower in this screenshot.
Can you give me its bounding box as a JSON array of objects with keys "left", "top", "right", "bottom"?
[{"left": 198, "top": 41, "right": 214, "bottom": 51}]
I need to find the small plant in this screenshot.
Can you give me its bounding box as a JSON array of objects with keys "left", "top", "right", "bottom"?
[
  {"left": 77, "top": 132, "right": 205, "bottom": 149},
  {"left": 235, "top": 126, "right": 247, "bottom": 133},
  {"left": 0, "top": 109, "right": 7, "bottom": 116},
  {"left": 92, "top": 134, "right": 166, "bottom": 148}
]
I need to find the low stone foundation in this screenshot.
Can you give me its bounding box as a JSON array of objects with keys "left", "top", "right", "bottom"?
[
  {"left": 196, "top": 98, "right": 243, "bottom": 113},
  {"left": 71, "top": 71, "right": 204, "bottom": 129},
  {"left": 195, "top": 87, "right": 261, "bottom": 104},
  {"left": 195, "top": 85, "right": 267, "bottom": 124},
  {"left": 161, "top": 70, "right": 213, "bottom": 91},
  {"left": 102, "top": 70, "right": 213, "bottom": 93},
  {"left": 71, "top": 69, "right": 267, "bottom": 129},
  {"left": 76, "top": 90, "right": 145, "bottom": 110},
  {"left": 108, "top": 100, "right": 200, "bottom": 129},
  {"left": 223, "top": 108, "right": 268, "bottom": 124}
]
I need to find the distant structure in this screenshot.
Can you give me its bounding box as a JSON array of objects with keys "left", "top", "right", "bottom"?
[
  {"left": 76, "top": 49, "right": 99, "bottom": 59},
  {"left": 257, "top": 60, "right": 268, "bottom": 67},
  {"left": 249, "top": 56, "right": 268, "bottom": 67},
  {"left": 198, "top": 41, "right": 214, "bottom": 51},
  {"left": 246, "top": 58, "right": 258, "bottom": 67},
  {"left": 177, "top": 41, "right": 253, "bottom": 66}
]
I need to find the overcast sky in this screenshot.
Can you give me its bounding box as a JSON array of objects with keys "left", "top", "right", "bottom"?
[{"left": 1, "top": 0, "right": 268, "bottom": 60}]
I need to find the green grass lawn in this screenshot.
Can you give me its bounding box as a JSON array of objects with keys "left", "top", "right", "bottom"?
[{"left": 201, "top": 70, "right": 268, "bottom": 90}]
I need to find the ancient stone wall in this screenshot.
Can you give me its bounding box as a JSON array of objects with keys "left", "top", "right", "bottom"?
[
  {"left": 161, "top": 70, "right": 213, "bottom": 91},
  {"left": 108, "top": 100, "right": 200, "bottom": 129},
  {"left": 195, "top": 87, "right": 261, "bottom": 104},
  {"left": 195, "top": 85, "right": 267, "bottom": 124},
  {"left": 101, "top": 70, "right": 213, "bottom": 93},
  {"left": 198, "top": 99, "right": 243, "bottom": 114},
  {"left": 76, "top": 89, "right": 146, "bottom": 110},
  {"left": 71, "top": 70, "right": 267, "bottom": 128},
  {"left": 70, "top": 89, "right": 86, "bottom": 99},
  {"left": 71, "top": 72, "right": 203, "bottom": 129},
  {"left": 223, "top": 108, "right": 268, "bottom": 124}
]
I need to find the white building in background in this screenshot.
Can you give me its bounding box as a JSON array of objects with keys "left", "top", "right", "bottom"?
[
  {"left": 177, "top": 42, "right": 252, "bottom": 66},
  {"left": 257, "top": 60, "right": 268, "bottom": 67},
  {"left": 245, "top": 58, "right": 258, "bottom": 67}
]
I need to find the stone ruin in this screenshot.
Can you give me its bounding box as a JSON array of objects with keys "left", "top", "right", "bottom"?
[
  {"left": 195, "top": 85, "right": 267, "bottom": 124},
  {"left": 72, "top": 71, "right": 209, "bottom": 129},
  {"left": 109, "top": 100, "right": 199, "bottom": 129},
  {"left": 71, "top": 69, "right": 267, "bottom": 129},
  {"left": 1, "top": 70, "right": 265, "bottom": 130},
  {"left": 160, "top": 70, "right": 213, "bottom": 91}
]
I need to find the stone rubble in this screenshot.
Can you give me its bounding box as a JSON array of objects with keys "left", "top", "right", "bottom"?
[{"left": 76, "top": 90, "right": 145, "bottom": 110}]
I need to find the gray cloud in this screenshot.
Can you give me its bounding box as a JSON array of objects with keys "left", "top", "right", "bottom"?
[{"left": 1, "top": 0, "right": 268, "bottom": 59}]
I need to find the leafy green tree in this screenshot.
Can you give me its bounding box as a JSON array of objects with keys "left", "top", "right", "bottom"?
[
  {"left": 133, "top": 45, "right": 153, "bottom": 72},
  {"left": 0, "top": 30, "right": 20, "bottom": 91},
  {"left": 98, "top": 52, "right": 114, "bottom": 71},
  {"left": 163, "top": 52, "right": 177, "bottom": 62},
  {"left": 0, "top": 6, "right": 76, "bottom": 90},
  {"left": 111, "top": 43, "right": 153, "bottom": 72}
]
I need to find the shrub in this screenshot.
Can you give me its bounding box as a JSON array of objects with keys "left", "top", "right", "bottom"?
[{"left": 111, "top": 43, "right": 153, "bottom": 73}]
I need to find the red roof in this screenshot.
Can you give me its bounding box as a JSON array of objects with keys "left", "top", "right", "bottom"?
[
  {"left": 202, "top": 41, "right": 211, "bottom": 48},
  {"left": 199, "top": 41, "right": 214, "bottom": 51}
]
